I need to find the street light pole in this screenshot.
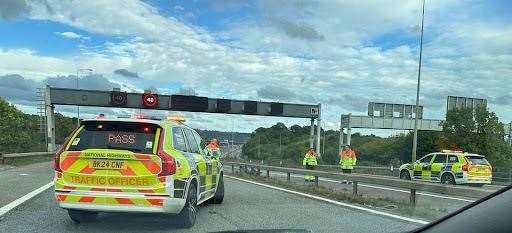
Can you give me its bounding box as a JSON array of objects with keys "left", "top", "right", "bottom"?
[{"left": 412, "top": 0, "right": 426, "bottom": 162}]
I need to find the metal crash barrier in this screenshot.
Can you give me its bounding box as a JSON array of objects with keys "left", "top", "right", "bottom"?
[
  {"left": 225, "top": 162, "right": 495, "bottom": 206},
  {"left": 0, "top": 152, "right": 54, "bottom": 164}
]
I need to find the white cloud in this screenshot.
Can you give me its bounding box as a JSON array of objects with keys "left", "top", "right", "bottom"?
[
  {"left": 55, "top": 31, "right": 90, "bottom": 40},
  {"left": 0, "top": 48, "right": 73, "bottom": 79},
  {"left": 2, "top": 0, "right": 510, "bottom": 132},
  {"left": 29, "top": 0, "right": 206, "bottom": 41}
]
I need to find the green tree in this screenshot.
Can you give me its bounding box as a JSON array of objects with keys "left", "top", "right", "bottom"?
[
  {"left": 442, "top": 106, "right": 511, "bottom": 166},
  {"left": 0, "top": 97, "right": 78, "bottom": 153},
  {"left": 0, "top": 98, "right": 44, "bottom": 153}
]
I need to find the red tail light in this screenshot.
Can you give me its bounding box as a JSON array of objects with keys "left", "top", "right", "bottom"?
[
  {"left": 157, "top": 129, "right": 176, "bottom": 176},
  {"left": 53, "top": 144, "right": 65, "bottom": 172},
  {"left": 462, "top": 164, "right": 471, "bottom": 172}
]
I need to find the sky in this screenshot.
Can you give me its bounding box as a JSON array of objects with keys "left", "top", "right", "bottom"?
[{"left": 0, "top": 0, "right": 511, "bottom": 133}]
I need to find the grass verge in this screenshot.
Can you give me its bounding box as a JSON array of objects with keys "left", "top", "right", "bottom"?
[{"left": 229, "top": 171, "right": 450, "bottom": 221}]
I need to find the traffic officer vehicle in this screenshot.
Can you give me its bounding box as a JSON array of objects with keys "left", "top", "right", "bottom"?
[
  {"left": 399, "top": 150, "right": 492, "bottom": 187},
  {"left": 53, "top": 115, "right": 224, "bottom": 228}
]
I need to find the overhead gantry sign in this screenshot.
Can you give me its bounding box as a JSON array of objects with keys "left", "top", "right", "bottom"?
[{"left": 44, "top": 87, "right": 322, "bottom": 155}]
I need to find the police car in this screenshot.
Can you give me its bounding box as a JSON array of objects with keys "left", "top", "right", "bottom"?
[
  {"left": 53, "top": 115, "right": 224, "bottom": 228},
  {"left": 399, "top": 150, "right": 492, "bottom": 187}
]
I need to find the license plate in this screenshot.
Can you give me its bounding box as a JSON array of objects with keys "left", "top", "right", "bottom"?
[{"left": 90, "top": 159, "right": 126, "bottom": 170}]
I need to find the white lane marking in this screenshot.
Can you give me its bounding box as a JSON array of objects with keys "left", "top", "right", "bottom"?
[
  {"left": 226, "top": 175, "right": 429, "bottom": 225},
  {"left": 0, "top": 181, "right": 53, "bottom": 217},
  {"left": 275, "top": 172, "right": 475, "bottom": 203}
]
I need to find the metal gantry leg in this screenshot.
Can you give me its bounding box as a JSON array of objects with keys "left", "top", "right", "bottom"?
[
  {"left": 309, "top": 118, "right": 315, "bottom": 149},
  {"left": 45, "top": 86, "right": 56, "bottom": 152},
  {"left": 339, "top": 127, "right": 344, "bottom": 155},
  {"left": 316, "top": 104, "right": 322, "bottom": 156},
  {"left": 346, "top": 113, "right": 352, "bottom": 146}
]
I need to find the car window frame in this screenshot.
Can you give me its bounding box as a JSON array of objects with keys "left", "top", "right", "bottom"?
[
  {"left": 171, "top": 126, "right": 188, "bottom": 152},
  {"left": 192, "top": 131, "right": 205, "bottom": 156},
  {"left": 447, "top": 154, "right": 459, "bottom": 164},
  {"left": 433, "top": 153, "right": 448, "bottom": 164},
  {"left": 418, "top": 154, "right": 434, "bottom": 164},
  {"left": 183, "top": 128, "right": 201, "bottom": 154}
]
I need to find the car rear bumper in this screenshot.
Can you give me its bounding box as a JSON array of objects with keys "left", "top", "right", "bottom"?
[
  {"left": 457, "top": 176, "right": 492, "bottom": 184},
  {"left": 55, "top": 191, "right": 186, "bottom": 214}
]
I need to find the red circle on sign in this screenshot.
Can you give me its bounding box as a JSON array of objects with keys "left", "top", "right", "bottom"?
[{"left": 142, "top": 93, "right": 158, "bottom": 108}]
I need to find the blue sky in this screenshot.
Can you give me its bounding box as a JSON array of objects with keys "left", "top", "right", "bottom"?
[{"left": 0, "top": 0, "right": 511, "bottom": 132}]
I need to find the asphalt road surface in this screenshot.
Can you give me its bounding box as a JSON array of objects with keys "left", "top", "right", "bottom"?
[
  {"left": 0, "top": 162, "right": 54, "bottom": 208},
  {"left": 0, "top": 162, "right": 421, "bottom": 233},
  {"left": 224, "top": 166, "right": 504, "bottom": 221}
]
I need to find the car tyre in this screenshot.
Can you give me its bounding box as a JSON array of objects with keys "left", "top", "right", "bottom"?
[
  {"left": 211, "top": 174, "right": 224, "bottom": 204},
  {"left": 178, "top": 182, "right": 197, "bottom": 228},
  {"left": 400, "top": 170, "right": 411, "bottom": 180},
  {"left": 67, "top": 209, "right": 98, "bottom": 223},
  {"left": 441, "top": 173, "right": 456, "bottom": 185}
]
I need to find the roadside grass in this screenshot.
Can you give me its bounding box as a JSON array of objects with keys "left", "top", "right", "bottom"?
[{"left": 230, "top": 171, "right": 449, "bottom": 221}]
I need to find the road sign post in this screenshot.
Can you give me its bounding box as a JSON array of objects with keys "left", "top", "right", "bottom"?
[
  {"left": 346, "top": 113, "right": 352, "bottom": 146},
  {"left": 316, "top": 104, "right": 322, "bottom": 156},
  {"left": 309, "top": 118, "right": 315, "bottom": 149}
]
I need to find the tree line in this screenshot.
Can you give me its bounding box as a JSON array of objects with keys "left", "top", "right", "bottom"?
[
  {"left": 242, "top": 106, "right": 512, "bottom": 168},
  {"left": 0, "top": 97, "right": 76, "bottom": 153}
]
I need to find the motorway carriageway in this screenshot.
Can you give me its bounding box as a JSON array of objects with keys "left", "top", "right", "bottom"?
[{"left": 0, "top": 162, "right": 424, "bottom": 233}]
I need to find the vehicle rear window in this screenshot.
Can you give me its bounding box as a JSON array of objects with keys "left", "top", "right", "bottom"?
[
  {"left": 67, "top": 121, "right": 159, "bottom": 153},
  {"left": 466, "top": 156, "right": 489, "bottom": 165}
]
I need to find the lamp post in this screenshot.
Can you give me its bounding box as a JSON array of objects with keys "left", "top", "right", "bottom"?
[{"left": 412, "top": 0, "right": 426, "bottom": 162}]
